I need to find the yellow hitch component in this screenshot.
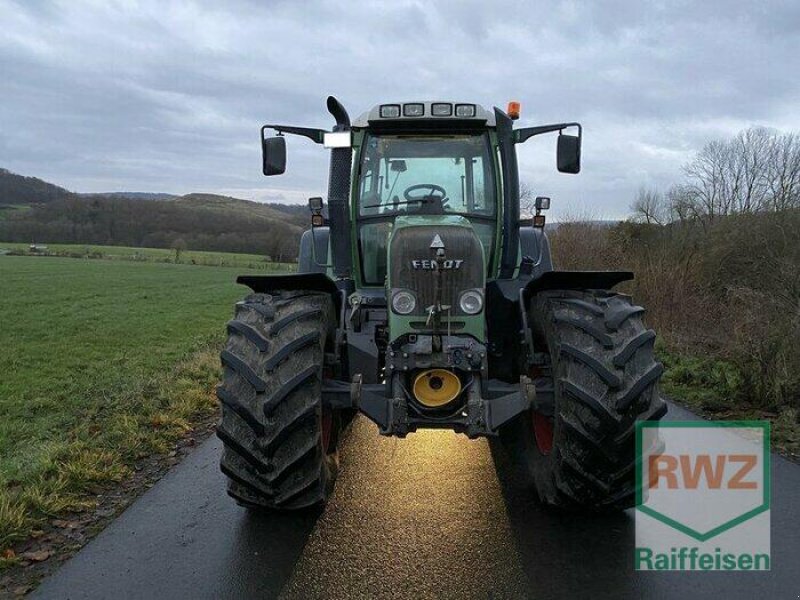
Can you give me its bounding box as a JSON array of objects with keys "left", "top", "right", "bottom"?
[{"left": 412, "top": 369, "right": 462, "bottom": 408}]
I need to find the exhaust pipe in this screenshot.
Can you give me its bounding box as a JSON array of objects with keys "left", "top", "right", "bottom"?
[{"left": 326, "top": 96, "right": 353, "bottom": 280}]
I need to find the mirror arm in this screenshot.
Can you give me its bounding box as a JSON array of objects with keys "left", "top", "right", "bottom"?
[
  {"left": 514, "top": 122, "right": 581, "bottom": 144},
  {"left": 261, "top": 124, "right": 327, "bottom": 144}
]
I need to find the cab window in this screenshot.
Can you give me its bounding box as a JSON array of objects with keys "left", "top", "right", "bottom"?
[{"left": 356, "top": 133, "right": 497, "bottom": 285}]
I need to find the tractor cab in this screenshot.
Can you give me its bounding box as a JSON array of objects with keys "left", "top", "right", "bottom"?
[
  {"left": 355, "top": 128, "right": 498, "bottom": 286},
  {"left": 349, "top": 103, "right": 501, "bottom": 288}
]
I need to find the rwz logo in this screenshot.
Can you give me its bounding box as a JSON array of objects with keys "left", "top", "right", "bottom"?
[
  {"left": 649, "top": 453, "right": 758, "bottom": 490},
  {"left": 635, "top": 421, "right": 770, "bottom": 571}
]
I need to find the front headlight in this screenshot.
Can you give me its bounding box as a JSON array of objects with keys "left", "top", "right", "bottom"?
[
  {"left": 392, "top": 290, "right": 417, "bottom": 315},
  {"left": 459, "top": 290, "right": 484, "bottom": 314}
]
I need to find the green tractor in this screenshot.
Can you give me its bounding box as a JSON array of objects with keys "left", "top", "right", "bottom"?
[{"left": 216, "top": 98, "right": 666, "bottom": 511}]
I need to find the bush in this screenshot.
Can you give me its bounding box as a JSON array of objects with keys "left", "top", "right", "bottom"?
[
  {"left": 725, "top": 287, "right": 800, "bottom": 410},
  {"left": 549, "top": 210, "right": 800, "bottom": 412}
]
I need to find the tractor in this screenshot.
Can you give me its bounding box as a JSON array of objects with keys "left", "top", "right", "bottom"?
[{"left": 216, "top": 97, "right": 666, "bottom": 511}]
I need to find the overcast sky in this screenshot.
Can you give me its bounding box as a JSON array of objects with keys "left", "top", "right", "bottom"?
[{"left": 1, "top": 0, "right": 799, "bottom": 220}]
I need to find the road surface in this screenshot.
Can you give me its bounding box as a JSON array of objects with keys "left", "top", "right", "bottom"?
[{"left": 32, "top": 403, "right": 799, "bottom": 599}]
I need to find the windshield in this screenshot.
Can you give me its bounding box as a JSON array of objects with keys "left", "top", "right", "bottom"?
[
  {"left": 355, "top": 132, "right": 498, "bottom": 285},
  {"left": 357, "top": 133, "right": 496, "bottom": 217}
]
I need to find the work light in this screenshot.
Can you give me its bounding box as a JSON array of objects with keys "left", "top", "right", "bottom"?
[
  {"left": 380, "top": 104, "right": 401, "bottom": 118},
  {"left": 403, "top": 103, "right": 424, "bottom": 117},
  {"left": 455, "top": 104, "right": 476, "bottom": 118}
]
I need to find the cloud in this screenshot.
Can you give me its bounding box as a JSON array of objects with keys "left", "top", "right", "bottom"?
[{"left": 1, "top": 0, "right": 798, "bottom": 219}]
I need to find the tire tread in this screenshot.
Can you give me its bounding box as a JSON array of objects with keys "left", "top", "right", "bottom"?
[
  {"left": 217, "top": 292, "right": 336, "bottom": 510},
  {"left": 507, "top": 289, "right": 666, "bottom": 511}
]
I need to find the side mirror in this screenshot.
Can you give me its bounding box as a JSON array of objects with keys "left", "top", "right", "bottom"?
[
  {"left": 262, "top": 136, "right": 286, "bottom": 176},
  {"left": 512, "top": 121, "right": 582, "bottom": 174},
  {"left": 557, "top": 133, "right": 581, "bottom": 174}
]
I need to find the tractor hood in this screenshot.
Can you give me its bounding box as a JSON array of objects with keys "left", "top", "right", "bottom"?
[{"left": 386, "top": 215, "right": 486, "bottom": 343}]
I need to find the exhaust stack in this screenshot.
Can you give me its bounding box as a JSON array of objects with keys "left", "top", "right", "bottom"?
[{"left": 326, "top": 96, "right": 353, "bottom": 279}]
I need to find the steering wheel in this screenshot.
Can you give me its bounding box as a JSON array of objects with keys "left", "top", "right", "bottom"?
[{"left": 404, "top": 183, "right": 447, "bottom": 204}]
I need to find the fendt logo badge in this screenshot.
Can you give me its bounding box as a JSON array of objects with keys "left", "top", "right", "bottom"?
[
  {"left": 635, "top": 421, "right": 770, "bottom": 571},
  {"left": 411, "top": 233, "right": 463, "bottom": 269},
  {"left": 411, "top": 259, "right": 463, "bottom": 270}
]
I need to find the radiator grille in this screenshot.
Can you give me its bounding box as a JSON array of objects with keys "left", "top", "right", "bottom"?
[{"left": 389, "top": 225, "right": 484, "bottom": 316}]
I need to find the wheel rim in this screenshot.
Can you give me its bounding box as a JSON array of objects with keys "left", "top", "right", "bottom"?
[
  {"left": 532, "top": 412, "right": 554, "bottom": 455},
  {"left": 321, "top": 409, "right": 333, "bottom": 453}
]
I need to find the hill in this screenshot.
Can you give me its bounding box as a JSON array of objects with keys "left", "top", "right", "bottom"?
[
  {"left": 0, "top": 169, "right": 306, "bottom": 260},
  {"left": 80, "top": 192, "right": 179, "bottom": 201},
  {"left": 262, "top": 202, "right": 309, "bottom": 219},
  {"left": 0, "top": 168, "right": 74, "bottom": 205},
  {"left": 176, "top": 193, "right": 306, "bottom": 227}
]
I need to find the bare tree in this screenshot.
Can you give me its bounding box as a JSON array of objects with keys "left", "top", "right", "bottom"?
[
  {"left": 682, "top": 127, "right": 792, "bottom": 222},
  {"left": 631, "top": 186, "right": 667, "bottom": 225},
  {"left": 684, "top": 139, "right": 728, "bottom": 223},
  {"left": 767, "top": 132, "right": 800, "bottom": 211},
  {"left": 519, "top": 181, "right": 536, "bottom": 218},
  {"left": 666, "top": 184, "right": 699, "bottom": 224},
  {"left": 732, "top": 127, "right": 772, "bottom": 213}
]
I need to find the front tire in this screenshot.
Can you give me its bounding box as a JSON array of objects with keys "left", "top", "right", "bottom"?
[
  {"left": 502, "top": 289, "right": 666, "bottom": 511},
  {"left": 216, "top": 291, "right": 338, "bottom": 510}
]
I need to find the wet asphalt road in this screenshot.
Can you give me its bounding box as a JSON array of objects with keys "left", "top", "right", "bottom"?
[{"left": 32, "top": 402, "right": 800, "bottom": 600}]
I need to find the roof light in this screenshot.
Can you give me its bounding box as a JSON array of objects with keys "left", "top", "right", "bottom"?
[
  {"left": 431, "top": 103, "right": 452, "bottom": 117},
  {"left": 380, "top": 104, "right": 401, "bottom": 118},
  {"left": 507, "top": 101, "right": 521, "bottom": 120},
  {"left": 455, "top": 104, "right": 476, "bottom": 118},
  {"left": 403, "top": 103, "right": 424, "bottom": 117}
]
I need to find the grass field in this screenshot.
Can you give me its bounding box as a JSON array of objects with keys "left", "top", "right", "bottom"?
[
  {"left": 0, "top": 242, "right": 295, "bottom": 271},
  {"left": 0, "top": 255, "right": 261, "bottom": 552}
]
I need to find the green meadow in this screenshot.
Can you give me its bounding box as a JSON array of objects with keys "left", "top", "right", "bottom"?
[{"left": 0, "top": 255, "right": 263, "bottom": 552}]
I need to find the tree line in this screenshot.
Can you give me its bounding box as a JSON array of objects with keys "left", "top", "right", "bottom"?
[
  {"left": 0, "top": 195, "right": 303, "bottom": 262},
  {"left": 633, "top": 127, "right": 800, "bottom": 226}
]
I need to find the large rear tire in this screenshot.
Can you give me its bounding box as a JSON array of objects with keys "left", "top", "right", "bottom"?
[
  {"left": 502, "top": 289, "right": 666, "bottom": 511},
  {"left": 216, "top": 291, "right": 339, "bottom": 510}
]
